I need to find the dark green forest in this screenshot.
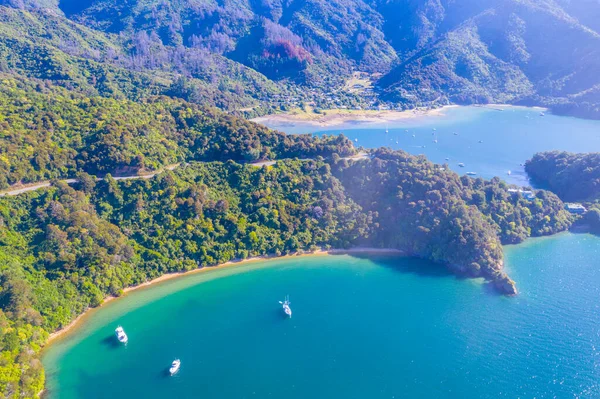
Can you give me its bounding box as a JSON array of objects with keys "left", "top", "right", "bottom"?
[
  {"left": 525, "top": 151, "right": 600, "bottom": 202},
  {"left": 0, "top": 75, "right": 354, "bottom": 189},
  {"left": 334, "top": 149, "right": 571, "bottom": 290},
  {"left": 525, "top": 151, "right": 600, "bottom": 234}
]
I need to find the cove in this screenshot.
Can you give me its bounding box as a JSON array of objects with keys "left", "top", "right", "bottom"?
[
  {"left": 262, "top": 106, "right": 600, "bottom": 187},
  {"left": 42, "top": 233, "right": 600, "bottom": 398},
  {"left": 43, "top": 107, "right": 600, "bottom": 398}
]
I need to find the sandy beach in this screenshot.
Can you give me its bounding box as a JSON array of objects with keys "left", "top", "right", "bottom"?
[
  {"left": 251, "top": 104, "right": 551, "bottom": 129},
  {"left": 44, "top": 247, "right": 403, "bottom": 345},
  {"left": 251, "top": 106, "right": 458, "bottom": 128}
]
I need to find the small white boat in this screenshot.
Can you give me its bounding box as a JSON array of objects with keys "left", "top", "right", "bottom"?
[
  {"left": 433, "top": 139, "right": 438, "bottom": 143},
  {"left": 354, "top": 138, "right": 358, "bottom": 142},
  {"left": 115, "top": 326, "right": 128, "bottom": 344},
  {"left": 478, "top": 140, "right": 484, "bottom": 143},
  {"left": 280, "top": 295, "right": 292, "bottom": 318},
  {"left": 540, "top": 112, "right": 545, "bottom": 116},
  {"left": 395, "top": 140, "right": 399, "bottom": 144},
  {"left": 445, "top": 157, "right": 450, "bottom": 161},
  {"left": 453, "top": 132, "right": 458, "bottom": 136},
  {"left": 507, "top": 170, "right": 512, "bottom": 175},
  {"left": 169, "top": 359, "right": 181, "bottom": 375},
  {"left": 412, "top": 134, "right": 416, "bottom": 138},
  {"left": 458, "top": 163, "right": 465, "bottom": 167},
  {"left": 466, "top": 172, "right": 477, "bottom": 176}
]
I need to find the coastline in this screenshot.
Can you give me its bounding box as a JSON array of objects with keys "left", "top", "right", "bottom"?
[
  {"left": 251, "top": 105, "right": 458, "bottom": 128},
  {"left": 44, "top": 247, "right": 403, "bottom": 346},
  {"left": 251, "top": 104, "right": 550, "bottom": 129}
]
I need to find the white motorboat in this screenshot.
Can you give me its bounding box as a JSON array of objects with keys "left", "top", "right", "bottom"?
[
  {"left": 280, "top": 295, "right": 292, "bottom": 318},
  {"left": 115, "top": 326, "right": 128, "bottom": 344},
  {"left": 169, "top": 359, "right": 181, "bottom": 375}
]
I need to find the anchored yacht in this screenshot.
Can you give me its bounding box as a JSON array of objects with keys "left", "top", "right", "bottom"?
[
  {"left": 169, "top": 359, "right": 181, "bottom": 375},
  {"left": 115, "top": 326, "right": 128, "bottom": 344},
  {"left": 280, "top": 296, "right": 292, "bottom": 318}
]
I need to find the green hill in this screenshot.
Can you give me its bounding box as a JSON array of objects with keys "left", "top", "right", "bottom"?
[{"left": 3, "top": 1, "right": 600, "bottom": 116}]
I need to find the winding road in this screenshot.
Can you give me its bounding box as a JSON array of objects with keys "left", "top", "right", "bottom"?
[{"left": 0, "top": 154, "right": 369, "bottom": 198}]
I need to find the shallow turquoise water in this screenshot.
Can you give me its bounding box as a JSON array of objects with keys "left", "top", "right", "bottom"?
[
  {"left": 43, "top": 234, "right": 600, "bottom": 398},
  {"left": 263, "top": 106, "right": 600, "bottom": 186}
]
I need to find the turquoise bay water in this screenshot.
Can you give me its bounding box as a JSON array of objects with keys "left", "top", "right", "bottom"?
[
  {"left": 44, "top": 235, "right": 600, "bottom": 398},
  {"left": 43, "top": 108, "right": 600, "bottom": 398},
  {"left": 262, "top": 106, "right": 600, "bottom": 186}
]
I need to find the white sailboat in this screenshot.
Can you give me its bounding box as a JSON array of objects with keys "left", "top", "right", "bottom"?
[
  {"left": 169, "top": 359, "right": 181, "bottom": 375},
  {"left": 279, "top": 295, "right": 292, "bottom": 318},
  {"left": 115, "top": 326, "right": 128, "bottom": 344}
]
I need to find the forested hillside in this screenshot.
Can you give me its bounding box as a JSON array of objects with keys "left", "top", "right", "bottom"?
[
  {"left": 334, "top": 149, "right": 571, "bottom": 289},
  {"left": 2, "top": 0, "right": 600, "bottom": 116},
  {"left": 0, "top": 74, "right": 354, "bottom": 189},
  {"left": 526, "top": 151, "right": 600, "bottom": 202}
]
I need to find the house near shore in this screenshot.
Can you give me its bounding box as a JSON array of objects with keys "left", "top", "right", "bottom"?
[
  {"left": 507, "top": 188, "right": 535, "bottom": 200},
  {"left": 565, "top": 203, "right": 587, "bottom": 214}
]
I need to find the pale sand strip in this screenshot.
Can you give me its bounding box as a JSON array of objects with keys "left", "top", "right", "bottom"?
[
  {"left": 251, "top": 106, "right": 459, "bottom": 128},
  {"left": 251, "top": 104, "right": 550, "bottom": 128},
  {"left": 45, "top": 248, "right": 403, "bottom": 345}
]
